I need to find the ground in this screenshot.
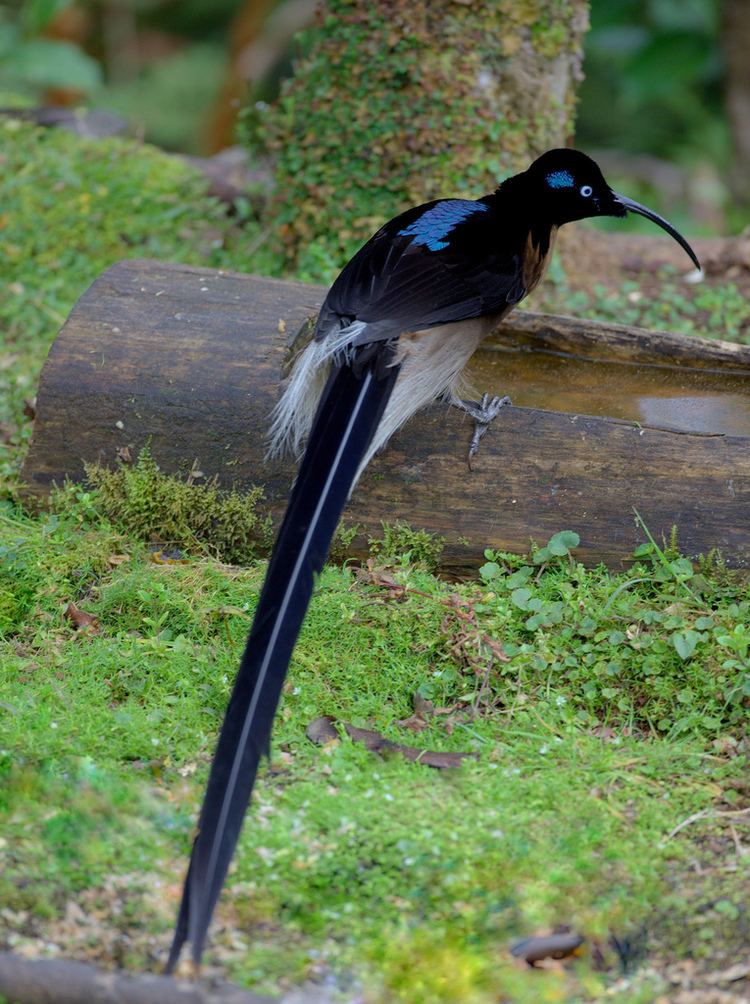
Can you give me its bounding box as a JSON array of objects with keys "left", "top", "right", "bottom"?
[{"left": 2, "top": 499, "right": 749, "bottom": 1003}]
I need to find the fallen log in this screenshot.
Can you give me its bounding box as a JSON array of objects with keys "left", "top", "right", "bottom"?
[
  {"left": 0, "top": 951, "right": 278, "bottom": 1004},
  {"left": 21, "top": 259, "right": 750, "bottom": 570}
]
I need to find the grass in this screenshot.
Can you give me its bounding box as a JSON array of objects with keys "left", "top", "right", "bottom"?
[{"left": 2, "top": 498, "right": 749, "bottom": 1002}]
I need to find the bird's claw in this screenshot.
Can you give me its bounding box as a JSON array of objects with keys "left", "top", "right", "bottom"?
[{"left": 456, "top": 393, "right": 511, "bottom": 465}]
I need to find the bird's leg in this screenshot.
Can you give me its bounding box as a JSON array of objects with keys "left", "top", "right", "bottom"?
[{"left": 452, "top": 392, "right": 511, "bottom": 463}]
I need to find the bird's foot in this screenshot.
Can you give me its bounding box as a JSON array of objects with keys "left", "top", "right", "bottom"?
[{"left": 453, "top": 393, "right": 511, "bottom": 465}]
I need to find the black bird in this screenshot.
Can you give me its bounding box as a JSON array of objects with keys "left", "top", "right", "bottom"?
[{"left": 165, "top": 148, "right": 700, "bottom": 972}]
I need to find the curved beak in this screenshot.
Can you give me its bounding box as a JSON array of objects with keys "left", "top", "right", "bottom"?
[{"left": 611, "top": 192, "right": 701, "bottom": 270}]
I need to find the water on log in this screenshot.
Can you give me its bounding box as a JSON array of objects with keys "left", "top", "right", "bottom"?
[{"left": 21, "top": 259, "right": 750, "bottom": 571}]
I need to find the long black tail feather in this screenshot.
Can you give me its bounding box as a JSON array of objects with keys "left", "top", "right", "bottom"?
[{"left": 166, "top": 345, "right": 399, "bottom": 972}]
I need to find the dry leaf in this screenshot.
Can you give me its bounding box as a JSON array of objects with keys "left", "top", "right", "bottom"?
[
  {"left": 149, "top": 549, "right": 189, "bottom": 565},
  {"left": 64, "top": 602, "right": 100, "bottom": 633},
  {"left": 397, "top": 690, "right": 435, "bottom": 732},
  {"left": 107, "top": 554, "right": 130, "bottom": 567},
  {"left": 306, "top": 715, "right": 472, "bottom": 768},
  {"left": 510, "top": 932, "right": 585, "bottom": 966},
  {"left": 396, "top": 714, "right": 429, "bottom": 733},
  {"left": 413, "top": 692, "right": 435, "bottom": 717},
  {"left": 343, "top": 722, "right": 473, "bottom": 769},
  {"left": 306, "top": 716, "right": 340, "bottom": 746},
  {"left": 215, "top": 605, "right": 251, "bottom": 619}
]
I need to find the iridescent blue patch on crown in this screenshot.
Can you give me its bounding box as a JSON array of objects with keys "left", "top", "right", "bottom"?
[
  {"left": 398, "top": 200, "right": 488, "bottom": 251},
  {"left": 546, "top": 170, "right": 575, "bottom": 189}
]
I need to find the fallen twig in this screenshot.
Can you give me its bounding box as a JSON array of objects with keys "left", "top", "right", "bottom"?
[{"left": 305, "top": 716, "right": 475, "bottom": 769}]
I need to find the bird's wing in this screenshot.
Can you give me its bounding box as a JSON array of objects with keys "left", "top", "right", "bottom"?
[{"left": 314, "top": 198, "right": 527, "bottom": 342}]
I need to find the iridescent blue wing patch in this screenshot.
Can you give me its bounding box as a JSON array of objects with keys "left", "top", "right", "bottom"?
[
  {"left": 546, "top": 170, "right": 574, "bottom": 189},
  {"left": 398, "top": 199, "right": 488, "bottom": 251}
]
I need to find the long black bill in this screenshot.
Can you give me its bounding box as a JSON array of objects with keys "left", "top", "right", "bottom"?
[{"left": 612, "top": 192, "right": 701, "bottom": 271}]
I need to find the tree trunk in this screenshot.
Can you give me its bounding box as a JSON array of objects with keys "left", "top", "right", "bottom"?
[
  {"left": 723, "top": 0, "right": 750, "bottom": 206},
  {"left": 259, "top": 0, "right": 590, "bottom": 273}
]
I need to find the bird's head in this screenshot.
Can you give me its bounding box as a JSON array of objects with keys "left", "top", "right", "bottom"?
[{"left": 523, "top": 148, "right": 700, "bottom": 270}]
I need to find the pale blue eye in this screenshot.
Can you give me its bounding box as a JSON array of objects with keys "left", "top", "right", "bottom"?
[{"left": 580, "top": 185, "right": 593, "bottom": 197}]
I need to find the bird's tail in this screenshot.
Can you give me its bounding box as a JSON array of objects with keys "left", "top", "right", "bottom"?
[{"left": 165, "top": 344, "right": 399, "bottom": 973}]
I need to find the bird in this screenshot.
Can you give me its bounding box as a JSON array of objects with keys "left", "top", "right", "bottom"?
[{"left": 165, "top": 148, "right": 700, "bottom": 973}]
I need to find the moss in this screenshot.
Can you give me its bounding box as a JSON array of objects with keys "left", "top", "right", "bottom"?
[
  {"left": 535, "top": 272, "right": 750, "bottom": 344},
  {"left": 0, "top": 119, "right": 258, "bottom": 483},
  {"left": 72, "top": 447, "right": 273, "bottom": 565},
  {"left": 252, "top": 0, "right": 590, "bottom": 278},
  {"left": 369, "top": 519, "right": 445, "bottom": 570},
  {"left": 2, "top": 504, "right": 750, "bottom": 998}
]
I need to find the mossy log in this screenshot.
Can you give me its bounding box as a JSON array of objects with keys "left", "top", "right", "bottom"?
[{"left": 21, "top": 259, "right": 750, "bottom": 571}]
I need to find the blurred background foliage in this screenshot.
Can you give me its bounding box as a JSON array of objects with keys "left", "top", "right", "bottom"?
[{"left": 0, "top": 0, "right": 746, "bottom": 231}]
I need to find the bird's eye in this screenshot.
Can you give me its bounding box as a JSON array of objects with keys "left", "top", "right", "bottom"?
[{"left": 580, "top": 185, "right": 593, "bottom": 198}]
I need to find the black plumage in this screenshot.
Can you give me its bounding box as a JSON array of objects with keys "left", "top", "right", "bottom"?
[
  {"left": 166, "top": 148, "right": 700, "bottom": 973},
  {"left": 166, "top": 343, "right": 399, "bottom": 972}
]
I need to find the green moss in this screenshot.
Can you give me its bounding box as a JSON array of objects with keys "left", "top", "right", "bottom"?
[
  {"left": 0, "top": 119, "right": 259, "bottom": 483},
  {"left": 252, "top": 0, "right": 589, "bottom": 278},
  {"left": 369, "top": 519, "right": 445, "bottom": 571},
  {"left": 77, "top": 447, "right": 273, "bottom": 565},
  {"left": 1, "top": 506, "right": 749, "bottom": 999}
]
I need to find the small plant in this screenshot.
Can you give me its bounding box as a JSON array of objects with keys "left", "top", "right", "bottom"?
[
  {"left": 76, "top": 447, "right": 272, "bottom": 565},
  {"left": 368, "top": 520, "right": 445, "bottom": 571},
  {"left": 0, "top": 2, "right": 102, "bottom": 98},
  {"left": 531, "top": 529, "right": 580, "bottom": 566}
]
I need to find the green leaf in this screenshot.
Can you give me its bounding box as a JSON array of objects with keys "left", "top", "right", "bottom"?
[
  {"left": 506, "top": 567, "right": 533, "bottom": 588},
  {"left": 625, "top": 31, "right": 711, "bottom": 100},
  {"left": 672, "top": 630, "right": 700, "bottom": 660},
  {"left": 669, "top": 557, "right": 694, "bottom": 579},
  {"left": 479, "top": 561, "right": 500, "bottom": 582},
  {"left": 511, "top": 588, "right": 533, "bottom": 610},
  {"left": 633, "top": 542, "right": 654, "bottom": 558},
  {"left": 8, "top": 39, "right": 102, "bottom": 92},
  {"left": 23, "top": 0, "right": 72, "bottom": 35},
  {"left": 547, "top": 530, "right": 580, "bottom": 556}
]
